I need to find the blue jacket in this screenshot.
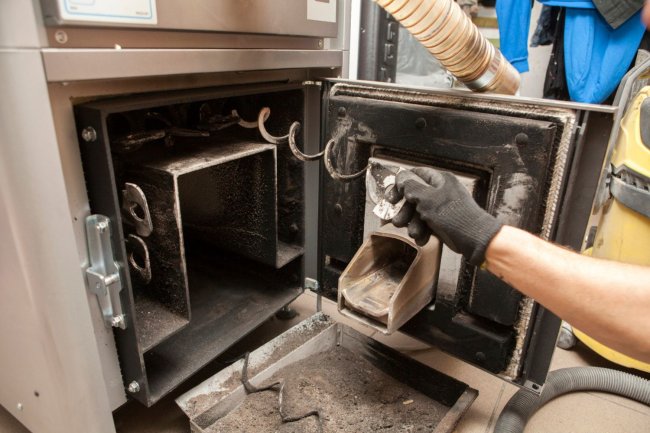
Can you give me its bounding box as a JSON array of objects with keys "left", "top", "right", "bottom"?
[{"left": 496, "top": 0, "right": 645, "bottom": 103}]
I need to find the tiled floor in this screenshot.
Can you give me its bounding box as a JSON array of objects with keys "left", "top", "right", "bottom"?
[{"left": 2, "top": 292, "right": 649, "bottom": 432}]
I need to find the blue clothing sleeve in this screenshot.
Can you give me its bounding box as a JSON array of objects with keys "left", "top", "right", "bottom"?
[{"left": 496, "top": 0, "right": 532, "bottom": 73}]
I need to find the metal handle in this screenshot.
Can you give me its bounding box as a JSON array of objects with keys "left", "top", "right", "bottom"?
[{"left": 85, "top": 215, "right": 126, "bottom": 329}]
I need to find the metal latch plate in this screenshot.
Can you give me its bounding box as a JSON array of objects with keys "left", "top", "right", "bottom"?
[{"left": 85, "top": 214, "right": 126, "bottom": 329}]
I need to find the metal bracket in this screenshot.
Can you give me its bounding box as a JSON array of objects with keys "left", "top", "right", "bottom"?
[
  {"left": 304, "top": 277, "right": 320, "bottom": 292},
  {"left": 85, "top": 215, "right": 126, "bottom": 329},
  {"left": 122, "top": 183, "right": 153, "bottom": 237},
  {"left": 610, "top": 170, "right": 650, "bottom": 219},
  {"left": 126, "top": 234, "right": 152, "bottom": 284},
  {"left": 523, "top": 379, "right": 544, "bottom": 395}
]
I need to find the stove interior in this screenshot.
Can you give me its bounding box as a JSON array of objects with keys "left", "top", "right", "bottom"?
[{"left": 77, "top": 86, "right": 308, "bottom": 404}]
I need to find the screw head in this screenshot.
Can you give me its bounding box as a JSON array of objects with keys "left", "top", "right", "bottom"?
[
  {"left": 318, "top": 39, "right": 324, "bottom": 48},
  {"left": 515, "top": 133, "right": 528, "bottom": 146},
  {"left": 96, "top": 220, "right": 108, "bottom": 233},
  {"left": 54, "top": 30, "right": 68, "bottom": 44},
  {"left": 111, "top": 315, "right": 124, "bottom": 328},
  {"left": 415, "top": 117, "right": 427, "bottom": 129},
  {"left": 16, "top": 403, "right": 23, "bottom": 411},
  {"left": 127, "top": 381, "right": 140, "bottom": 393},
  {"left": 337, "top": 107, "right": 346, "bottom": 118},
  {"left": 81, "top": 127, "right": 97, "bottom": 142}
]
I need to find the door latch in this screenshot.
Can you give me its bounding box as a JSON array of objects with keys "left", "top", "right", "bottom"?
[{"left": 85, "top": 215, "right": 126, "bottom": 329}]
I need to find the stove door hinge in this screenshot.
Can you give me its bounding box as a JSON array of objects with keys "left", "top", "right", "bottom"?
[
  {"left": 85, "top": 214, "right": 127, "bottom": 330},
  {"left": 304, "top": 277, "right": 320, "bottom": 292}
]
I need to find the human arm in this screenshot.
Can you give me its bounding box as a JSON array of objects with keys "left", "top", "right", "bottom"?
[
  {"left": 486, "top": 225, "right": 650, "bottom": 363},
  {"left": 393, "top": 167, "right": 650, "bottom": 363}
]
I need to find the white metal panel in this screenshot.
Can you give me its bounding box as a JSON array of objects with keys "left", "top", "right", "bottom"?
[
  {"left": 41, "top": 48, "right": 343, "bottom": 82},
  {"left": 0, "top": 1, "right": 48, "bottom": 48},
  {"left": 0, "top": 49, "right": 116, "bottom": 433}
]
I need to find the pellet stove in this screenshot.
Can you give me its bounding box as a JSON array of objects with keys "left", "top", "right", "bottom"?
[{"left": 0, "top": 1, "right": 618, "bottom": 432}]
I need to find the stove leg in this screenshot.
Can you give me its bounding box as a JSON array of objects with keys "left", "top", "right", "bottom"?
[{"left": 275, "top": 305, "right": 298, "bottom": 320}]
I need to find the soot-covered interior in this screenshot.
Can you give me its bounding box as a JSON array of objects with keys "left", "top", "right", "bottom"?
[
  {"left": 319, "top": 83, "right": 572, "bottom": 377},
  {"left": 77, "top": 86, "right": 306, "bottom": 404}
]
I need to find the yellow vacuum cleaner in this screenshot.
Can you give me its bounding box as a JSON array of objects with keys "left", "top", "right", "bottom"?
[{"left": 576, "top": 86, "right": 650, "bottom": 372}]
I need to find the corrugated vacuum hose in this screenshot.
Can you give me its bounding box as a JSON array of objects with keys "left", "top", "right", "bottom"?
[
  {"left": 495, "top": 367, "right": 650, "bottom": 433},
  {"left": 373, "top": 0, "right": 520, "bottom": 94}
]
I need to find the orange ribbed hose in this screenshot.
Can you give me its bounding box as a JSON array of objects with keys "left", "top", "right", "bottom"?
[{"left": 374, "top": 0, "right": 520, "bottom": 94}]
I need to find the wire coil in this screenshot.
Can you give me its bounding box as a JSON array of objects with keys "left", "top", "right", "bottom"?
[{"left": 252, "top": 106, "right": 369, "bottom": 182}]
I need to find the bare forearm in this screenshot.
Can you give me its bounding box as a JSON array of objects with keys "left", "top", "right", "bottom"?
[{"left": 485, "top": 226, "right": 650, "bottom": 362}]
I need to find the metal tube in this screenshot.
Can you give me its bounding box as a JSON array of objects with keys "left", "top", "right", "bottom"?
[{"left": 374, "top": 0, "right": 520, "bottom": 94}]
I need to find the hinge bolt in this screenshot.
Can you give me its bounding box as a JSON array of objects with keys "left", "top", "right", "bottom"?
[
  {"left": 304, "top": 278, "right": 320, "bottom": 291},
  {"left": 81, "top": 127, "right": 97, "bottom": 142},
  {"left": 127, "top": 381, "right": 140, "bottom": 393}
]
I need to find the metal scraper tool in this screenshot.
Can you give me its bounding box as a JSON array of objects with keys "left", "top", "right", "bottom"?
[{"left": 367, "top": 162, "right": 406, "bottom": 221}]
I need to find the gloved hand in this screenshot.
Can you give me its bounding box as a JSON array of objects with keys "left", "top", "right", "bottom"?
[{"left": 390, "top": 167, "right": 503, "bottom": 266}]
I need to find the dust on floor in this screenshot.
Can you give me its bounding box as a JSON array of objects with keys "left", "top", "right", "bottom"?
[{"left": 207, "top": 346, "right": 447, "bottom": 432}]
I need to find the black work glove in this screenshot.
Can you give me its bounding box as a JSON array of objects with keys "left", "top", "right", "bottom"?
[{"left": 391, "top": 167, "right": 502, "bottom": 266}]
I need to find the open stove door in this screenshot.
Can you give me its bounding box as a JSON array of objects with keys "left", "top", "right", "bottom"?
[{"left": 316, "top": 79, "right": 615, "bottom": 391}]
